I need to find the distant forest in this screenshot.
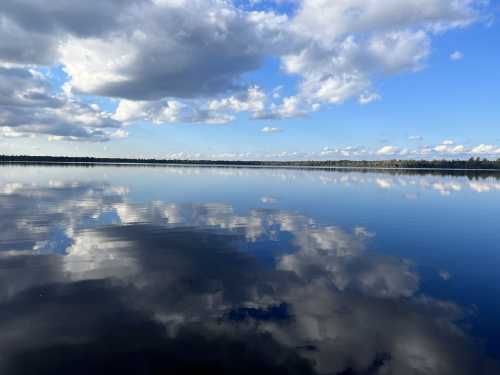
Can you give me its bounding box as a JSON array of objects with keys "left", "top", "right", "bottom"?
[{"left": 1, "top": 155, "right": 500, "bottom": 170}]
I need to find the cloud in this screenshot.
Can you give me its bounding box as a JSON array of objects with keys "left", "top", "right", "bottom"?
[
  {"left": 280, "top": 0, "right": 484, "bottom": 107},
  {"left": 0, "top": 0, "right": 490, "bottom": 138},
  {"left": 208, "top": 86, "right": 267, "bottom": 115},
  {"left": 253, "top": 95, "right": 319, "bottom": 120},
  {"left": 470, "top": 144, "right": 500, "bottom": 154},
  {"left": 409, "top": 135, "right": 424, "bottom": 141},
  {"left": 0, "top": 0, "right": 141, "bottom": 67},
  {"left": 59, "top": 1, "right": 290, "bottom": 101},
  {"left": 113, "top": 98, "right": 235, "bottom": 125},
  {"left": 320, "top": 145, "right": 368, "bottom": 158},
  {"left": 261, "top": 126, "right": 283, "bottom": 133},
  {"left": 291, "top": 0, "right": 480, "bottom": 38},
  {"left": 377, "top": 145, "right": 401, "bottom": 155},
  {"left": 359, "top": 91, "right": 381, "bottom": 105},
  {"left": 313, "top": 141, "right": 500, "bottom": 160},
  {"left": 450, "top": 51, "right": 464, "bottom": 60},
  {"left": 0, "top": 67, "right": 122, "bottom": 141}
]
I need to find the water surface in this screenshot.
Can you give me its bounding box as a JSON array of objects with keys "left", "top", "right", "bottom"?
[{"left": 1, "top": 165, "right": 499, "bottom": 374}]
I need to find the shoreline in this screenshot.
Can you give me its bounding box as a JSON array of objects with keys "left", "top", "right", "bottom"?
[{"left": 1, "top": 160, "right": 500, "bottom": 172}]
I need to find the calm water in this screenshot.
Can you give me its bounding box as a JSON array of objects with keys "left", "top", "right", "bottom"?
[{"left": 1, "top": 165, "right": 500, "bottom": 374}]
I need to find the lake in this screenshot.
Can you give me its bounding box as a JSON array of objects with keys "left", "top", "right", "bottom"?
[{"left": 1, "top": 165, "right": 499, "bottom": 374}]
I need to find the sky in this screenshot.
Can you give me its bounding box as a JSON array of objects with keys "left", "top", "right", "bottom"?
[{"left": 0, "top": 0, "right": 499, "bottom": 160}]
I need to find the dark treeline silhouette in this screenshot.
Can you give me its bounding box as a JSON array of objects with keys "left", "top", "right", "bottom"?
[
  {"left": 1, "top": 155, "right": 500, "bottom": 169},
  {"left": 2, "top": 155, "right": 500, "bottom": 180},
  {"left": 1, "top": 155, "right": 500, "bottom": 170}
]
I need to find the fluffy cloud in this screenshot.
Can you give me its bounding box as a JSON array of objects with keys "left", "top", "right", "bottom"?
[
  {"left": 377, "top": 145, "right": 401, "bottom": 155},
  {"left": 359, "top": 91, "right": 381, "bottom": 104},
  {"left": 208, "top": 86, "right": 267, "bottom": 115},
  {"left": 280, "top": 0, "right": 483, "bottom": 106},
  {"left": 291, "top": 0, "right": 480, "bottom": 38},
  {"left": 59, "top": 1, "right": 290, "bottom": 100},
  {"left": 113, "top": 98, "right": 235, "bottom": 125},
  {"left": 0, "top": 0, "right": 490, "bottom": 139},
  {"left": 320, "top": 145, "right": 368, "bottom": 158},
  {"left": 0, "top": 67, "right": 121, "bottom": 141},
  {"left": 0, "top": 0, "right": 140, "bottom": 66},
  {"left": 450, "top": 50, "right": 464, "bottom": 60},
  {"left": 366, "top": 141, "right": 500, "bottom": 159},
  {"left": 261, "top": 126, "right": 283, "bottom": 133},
  {"left": 254, "top": 95, "right": 320, "bottom": 120},
  {"left": 470, "top": 144, "right": 500, "bottom": 154}
]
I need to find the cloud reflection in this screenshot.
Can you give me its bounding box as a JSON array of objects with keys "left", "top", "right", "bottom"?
[{"left": 0, "top": 177, "right": 497, "bottom": 374}]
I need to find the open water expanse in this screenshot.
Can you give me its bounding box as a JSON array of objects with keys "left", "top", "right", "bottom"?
[{"left": 1, "top": 165, "right": 500, "bottom": 374}]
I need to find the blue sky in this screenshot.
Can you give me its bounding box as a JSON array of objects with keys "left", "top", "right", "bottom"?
[{"left": 0, "top": 0, "right": 499, "bottom": 160}]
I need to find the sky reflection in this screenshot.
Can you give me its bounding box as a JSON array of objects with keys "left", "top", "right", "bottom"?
[{"left": 0, "top": 166, "right": 499, "bottom": 374}]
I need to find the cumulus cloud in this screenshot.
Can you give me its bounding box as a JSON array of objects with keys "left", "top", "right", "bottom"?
[
  {"left": 377, "top": 145, "right": 401, "bottom": 155},
  {"left": 324, "top": 141, "right": 500, "bottom": 160},
  {"left": 470, "top": 144, "right": 500, "bottom": 154},
  {"left": 359, "top": 91, "right": 381, "bottom": 105},
  {"left": 113, "top": 98, "right": 235, "bottom": 125},
  {"left": 261, "top": 126, "right": 283, "bottom": 133},
  {"left": 59, "top": 1, "right": 290, "bottom": 101},
  {"left": 208, "top": 86, "right": 267, "bottom": 115},
  {"left": 450, "top": 50, "right": 464, "bottom": 60},
  {"left": 0, "top": 0, "right": 491, "bottom": 139},
  {"left": 0, "top": 67, "right": 122, "bottom": 141},
  {"left": 280, "top": 0, "right": 484, "bottom": 107},
  {"left": 0, "top": 0, "right": 142, "bottom": 67},
  {"left": 320, "top": 145, "right": 368, "bottom": 158}
]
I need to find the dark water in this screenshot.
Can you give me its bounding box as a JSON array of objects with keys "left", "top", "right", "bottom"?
[{"left": 1, "top": 165, "right": 500, "bottom": 374}]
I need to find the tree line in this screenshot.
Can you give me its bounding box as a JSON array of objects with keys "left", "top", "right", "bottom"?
[{"left": 1, "top": 155, "right": 500, "bottom": 170}]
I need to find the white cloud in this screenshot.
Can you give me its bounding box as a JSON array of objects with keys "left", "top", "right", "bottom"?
[
  {"left": 470, "top": 144, "right": 500, "bottom": 154},
  {"left": 377, "top": 145, "right": 401, "bottom": 155},
  {"left": 59, "top": 1, "right": 289, "bottom": 101},
  {"left": 291, "top": 0, "right": 480, "bottom": 39},
  {"left": 409, "top": 135, "right": 423, "bottom": 141},
  {"left": 261, "top": 126, "right": 283, "bottom": 133},
  {"left": 113, "top": 98, "right": 234, "bottom": 125},
  {"left": 0, "top": 0, "right": 490, "bottom": 138},
  {"left": 450, "top": 51, "right": 464, "bottom": 60},
  {"left": 208, "top": 86, "right": 267, "bottom": 114},
  {"left": 254, "top": 95, "right": 320, "bottom": 119},
  {"left": 110, "top": 129, "right": 129, "bottom": 139},
  {"left": 0, "top": 67, "right": 122, "bottom": 141},
  {"left": 308, "top": 141, "right": 500, "bottom": 160},
  {"left": 359, "top": 91, "right": 381, "bottom": 105},
  {"left": 320, "top": 145, "right": 368, "bottom": 158},
  {"left": 281, "top": 0, "right": 483, "bottom": 107},
  {"left": 433, "top": 142, "right": 465, "bottom": 153}
]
